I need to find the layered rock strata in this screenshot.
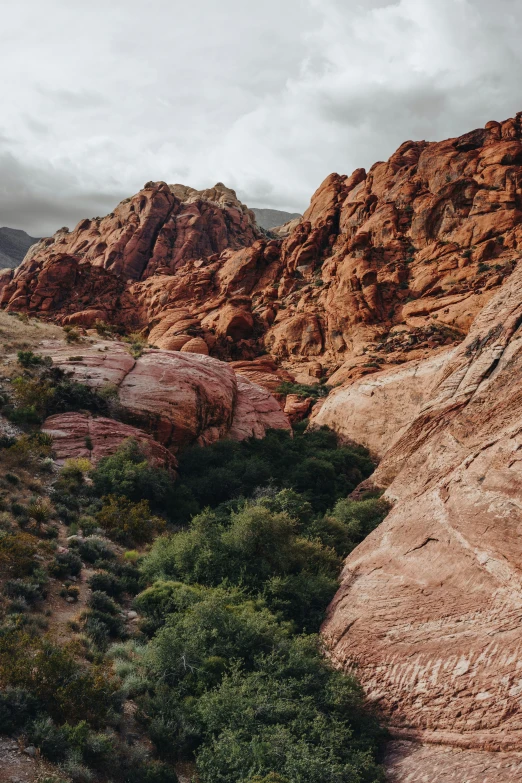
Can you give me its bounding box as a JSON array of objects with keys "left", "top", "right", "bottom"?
[
  {"left": 42, "top": 412, "right": 178, "bottom": 468},
  {"left": 321, "top": 260, "right": 522, "bottom": 772}
]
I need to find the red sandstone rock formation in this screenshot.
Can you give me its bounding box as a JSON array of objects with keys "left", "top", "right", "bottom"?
[
  {"left": 38, "top": 341, "right": 290, "bottom": 451},
  {"left": 3, "top": 114, "right": 522, "bottom": 386},
  {"left": 42, "top": 412, "right": 178, "bottom": 468},
  {"left": 321, "top": 259, "right": 522, "bottom": 775}
]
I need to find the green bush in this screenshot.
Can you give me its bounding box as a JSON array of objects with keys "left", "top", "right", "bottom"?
[
  {"left": 96, "top": 495, "right": 166, "bottom": 546},
  {"left": 49, "top": 550, "right": 82, "bottom": 578},
  {"left": 127, "top": 588, "right": 385, "bottom": 781},
  {"left": 17, "top": 350, "right": 44, "bottom": 368},
  {"left": 0, "top": 631, "right": 118, "bottom": 727},
  {"left": 72, "top": 536, "right": 115, "bottom": 564},
  {"left": 88, "top": 571, "right": 124, "bottom": 599},
  {"left": 91, "top": 439, "right": 175, "bottom": 512},
  {"left": 0, "top": 687, "right": 38, "bottom": 733},
  {"left": 275, "top": 381, "right": 329, "bottom": 400},
  {"left": 170, "top": 427, "right": 374, "bottom": 520},
  {"left": 142, "top": 501, "right": 340, "bottom": 631},
  {"left": 4, "top": 578, "right": 44, "bottom": 604},
  {"left": 88, "top": 590, "right": 119, "bottom": 615}
]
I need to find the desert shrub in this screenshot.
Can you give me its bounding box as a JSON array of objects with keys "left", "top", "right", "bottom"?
[
  {"left": 45, "top": 371, "right": 111, "bottom": 416},
  {"left": 17, "top": 349, "right": 44, "bottom": 368},
  {"left": 72, "top": 535, "right": 115, "bottom": 564},
  {"left": 275, "top": 380, "right": 329, "bottom": 400},
  {"left": 62, "top": 458, "right": 92, "bottom": 481},
  {"left": 142, "top": 503, "right": 339, "bottom": 631},
  {"left": 91, "top": 439, "right": 175, "bottom": 513},
  {"left": 4, "top": 432, "right": 54, "bottom": 468},
  {"left": 127, "top": 588, "right": 384, "bottom": 780},
  {"left": 124, "top": 760, "right": 179, "bottom": 783},
  {"left": 88, "top": 571, "right": 124, "bottom": 599},
  {"left": 326, "top": 497, "right": 391, "bottom": 553},
  {"left": 0, "top": 631, "right": 118, "bottom": 726},
  {"left": 4, "top": 578, "right": 44, "bottom": 604},
  {"left": 134, "top": 581, "right": 204, "bottom": 634},
  {"left": 29, "top": 716, "right": 70, "bottom": 761},
  {"left": 49, "top": 550, "right": 82, "bottom": 578},
  {"left": 0, "top": 686, "right": 39, "bottom": 733},
  {"left": 260, "top": 489, "right": 390, "bottom": 558},
  {"left": 96, "top": 495, "right": 166, "bottom": 546},
  {"left": 88, "top": 590, "right": 119, "bottom": 615},
  {"left": 0, "top": 530, "right": 40, "bottom": 577},
  {"left": 27, "top": 497, "right": 54, "bottom": 528},
  {"left": 10, "top": 375, "right": 55, "bottom": 417},
  {"left": 124, "top": 331, "right": 147, "bottom": 359},
  {"left": 106, "top": 560, "right": 142, "bottom": 595},
  {"left": 83, "top": 609, "right": 125, "bottom": 649}
]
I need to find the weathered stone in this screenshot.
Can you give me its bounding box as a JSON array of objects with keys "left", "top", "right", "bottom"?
[
  {"left": 322, "top": 260, "right": 522, "bottom": 769},
  {"left": 39, "top": 341, "right": 290, "bottom": 452},
  {"left": 42, "top": 412, "right": 178, "bottom": 468}
]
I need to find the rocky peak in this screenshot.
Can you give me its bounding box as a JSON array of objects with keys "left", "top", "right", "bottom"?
[{"left": 3, "top": 113, "right": 522, "bottom": 384}]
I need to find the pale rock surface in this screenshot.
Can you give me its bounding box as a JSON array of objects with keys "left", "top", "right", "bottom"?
[
  {"left": 312, "top": 348, "right": 454, "bottom": 458},
  {"left": 322, "top": 261, "right": 522, "bottom": 777},
  {"left": 385, "top": 741, "right": 522, "bottom": 782}
]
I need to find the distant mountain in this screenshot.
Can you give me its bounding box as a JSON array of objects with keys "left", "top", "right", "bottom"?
[
  {"left": 0, "top": 227, "right": 39, "bottom": 269},
  {"left": 251, "top": 208, "right": 302, "bottom": 230}
]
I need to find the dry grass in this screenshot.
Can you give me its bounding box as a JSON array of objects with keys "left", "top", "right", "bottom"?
[{"left": 0, "top": 311, "right": 65, "bottom": 379}]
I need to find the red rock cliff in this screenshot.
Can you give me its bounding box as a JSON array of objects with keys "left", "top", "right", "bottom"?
[{"left": 3, "top": 115, "right": 522, "bottom": 384}]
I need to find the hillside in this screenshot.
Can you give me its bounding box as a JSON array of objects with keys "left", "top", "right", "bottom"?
[
  {"left": 251, "top": 207, "right": 302, "bottom": 230},
  {"left": 0, "top": 226, "right": 39, "bottom": 269},
  {"left": 0, "top": 310, "right": 387, "bottom": 783}
]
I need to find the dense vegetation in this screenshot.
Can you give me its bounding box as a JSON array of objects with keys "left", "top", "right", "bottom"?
[{"left": 0, "top": 349, "right": 389, "bottom": 782}]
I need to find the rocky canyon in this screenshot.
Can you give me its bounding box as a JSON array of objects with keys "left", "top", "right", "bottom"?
[{"left": 5, "top": 113, "right": 522, "bottom": 781}]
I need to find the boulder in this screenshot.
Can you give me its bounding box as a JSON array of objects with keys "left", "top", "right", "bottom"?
[
  {"left": 62, "top": 309, "right": 108, "bottom": 327},
  {"left": 179, "top": 337, "right": 209, "bottom": 355},
  {"left": 39, "top": 341, "right": 290, "bottom": 451},
  {"left": 228, "top": 377, "right": 291, "bottom": 441},
  {"left": 284, "top": 394, "right": 313, "bottom": 424},
  {"left": 42, "top": 412, "right": 177, "bottom": 469}
]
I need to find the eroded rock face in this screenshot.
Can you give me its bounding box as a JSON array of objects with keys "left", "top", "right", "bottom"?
[
  {"left": 322, "top": 261, "right": 522, "bottom": 766},
  {"left": 4, "top": 115, "right": 522, "bottom": 383},
  {"left": 39, "top": 341, "right": 290, "bottom": 451},
  {"left": 385, "top": 741, "right": 522, "bottom": 783},
  {"left": 311, "top": 348, "right": 454, "bottom": 458},
  {"left": 42, "top": 413, "right": 177, "bottom": 468}
]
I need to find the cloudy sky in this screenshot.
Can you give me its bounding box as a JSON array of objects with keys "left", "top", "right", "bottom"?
[{"left": 2, "top": 0, "right": 522, "bottom": 236}]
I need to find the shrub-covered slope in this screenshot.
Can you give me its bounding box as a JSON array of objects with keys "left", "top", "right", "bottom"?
[{"left": 0, "top": 314, "right": 389, "bottom": 783}]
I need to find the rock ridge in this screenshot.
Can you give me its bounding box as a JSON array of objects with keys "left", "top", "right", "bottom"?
[{"left": 4, "top": 113, "right": 522, "bottom": 383}]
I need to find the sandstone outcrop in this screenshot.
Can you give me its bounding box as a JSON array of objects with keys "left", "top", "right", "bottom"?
[
  {"left": 4, "top": 115, "right": 522, "bottom": 386},
  {"left": 42, "top": 412, "right": 177, "bottom": 468},
  {"left": 321, "top": 259, "right": 522, "bottom": 774},
  {"left": 39, "top": 341, "right": 290, "bottom": 451},
  {"left": 311, "top": 348, "right": 454, "bottom": 457}
]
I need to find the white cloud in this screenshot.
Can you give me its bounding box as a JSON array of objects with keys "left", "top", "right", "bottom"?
[{"left": 2, "top": 0, "right": 522, "bottom": 234}]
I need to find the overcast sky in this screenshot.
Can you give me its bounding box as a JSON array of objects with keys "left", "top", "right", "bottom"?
[{"left": 2, "top": 0, "right": 522, "bottom": 236}]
